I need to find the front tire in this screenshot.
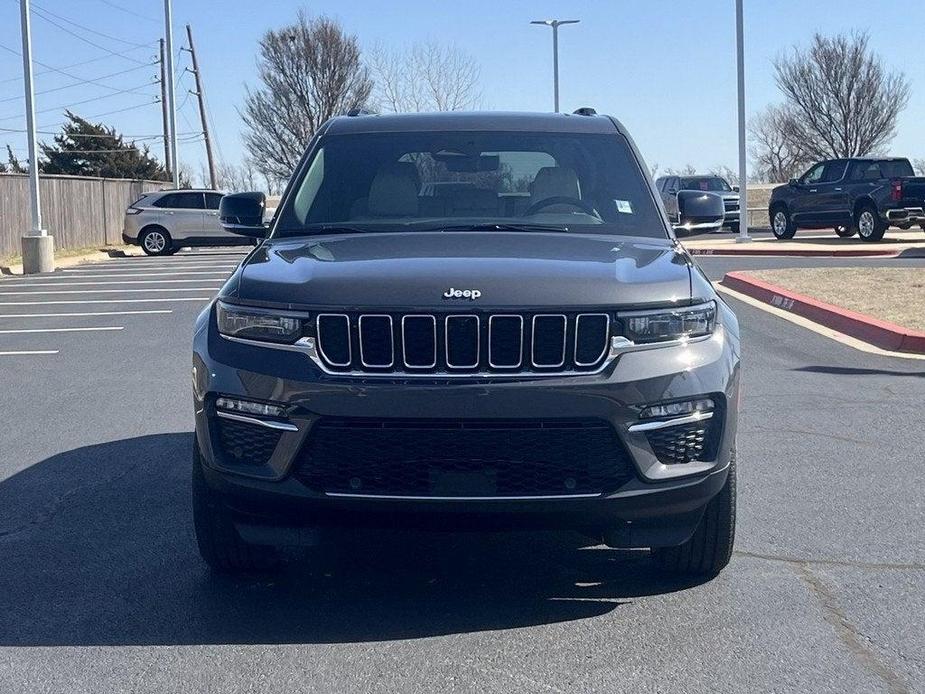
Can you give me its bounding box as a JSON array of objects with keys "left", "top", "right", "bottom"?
[
  {"left": 770, "top": 206, "right": 796, "bottom": 239},
  {"left": 652, "top": 453, "right": 736, "bottom": 577},
  {"left": 854, "top": 204, "right": 887, "bottom": 242},
  {"left": 139, "top": 227, "right": 173, "bottom": 256},
  {"left": 192, "top": 446, "right": 280, "bottom": 573}
]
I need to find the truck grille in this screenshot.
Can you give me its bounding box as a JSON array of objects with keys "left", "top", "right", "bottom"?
[
  {"left": 315, "top": 312, "right": 610, "bottom": 375},
  {"left": 293, "top": 418, "right": 634, "bottom": 497}
]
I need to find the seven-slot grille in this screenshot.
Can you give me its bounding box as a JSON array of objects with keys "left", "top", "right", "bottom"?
[
  {"left": 723, "top": 199, "right": 740, "bottom": 212},
  {"left": 315, "top": 312, "right": 610, "bottom": 375}
]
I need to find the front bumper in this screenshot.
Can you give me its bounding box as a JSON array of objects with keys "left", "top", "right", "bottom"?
[{"left": 192, "top": 302, "right": 740, "bottom": 547}]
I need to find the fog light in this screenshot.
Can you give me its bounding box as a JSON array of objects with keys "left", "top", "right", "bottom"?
[
  {"left": 640, "top": 398, "right": 714, "bottom": 420},
  {"left": 216, "top": 397, "right": 286, "bottom": 418}
]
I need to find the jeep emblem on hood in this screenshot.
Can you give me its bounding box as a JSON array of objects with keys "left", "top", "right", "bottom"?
[{"left": 443, "top": 287, "right": 481, "bottom": 300}]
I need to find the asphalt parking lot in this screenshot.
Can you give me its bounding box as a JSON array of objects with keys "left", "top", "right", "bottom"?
[{"left": 1, "top": 249, "right": 924, "bottom": 693}]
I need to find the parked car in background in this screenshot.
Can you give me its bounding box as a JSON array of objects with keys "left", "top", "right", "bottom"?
[
  {"left": 122, "top": 189, "right": 256, "bottom": 255},
  {"left": 193, "top": 110, "right": 741, "bottom": 579},
  {"left": 655, "top": 175, "right": 726, "bottom": 234},
  {"left": 768, "top": 158, "right": 925, "bottom": 242}
]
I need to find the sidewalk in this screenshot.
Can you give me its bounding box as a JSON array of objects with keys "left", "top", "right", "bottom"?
[{"left": 682, "top": 229, "right": 925, "bottom": 257}]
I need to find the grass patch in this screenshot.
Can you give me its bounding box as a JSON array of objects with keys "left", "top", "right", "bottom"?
[{"left": 748, "top": 268, "right": 925, "bottom": 332}]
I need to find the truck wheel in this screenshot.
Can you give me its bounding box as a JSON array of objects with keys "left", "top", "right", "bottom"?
[
  {"left": 652, "top": 452, "right": 736, "bottom": 578},
  {"left": 139, "top": 226, "right": 173, "bottom": 256},
  {"left": 770, "top": 206, "right": 796, "bottom": 239},
  {"left": 834, "top": 225, "right": 855, "bottom": 238},
  {"left": 854, "top": 204, "right": 887, "bottom": 242},
  {"left": 192, "top": 446, "right": 280, "bottom": 573}
]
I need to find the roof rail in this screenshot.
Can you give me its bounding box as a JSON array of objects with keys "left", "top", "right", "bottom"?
[
  {"left": 346, "top": 108, "right": 377, "bottom": 117},
  {"left": 572, "top": 107, "right": 597, "bottom": 116}
]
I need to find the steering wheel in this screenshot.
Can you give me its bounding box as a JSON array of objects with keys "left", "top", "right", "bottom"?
[{"left": 524, "top": 196, "right": 596, "bottom": 217}]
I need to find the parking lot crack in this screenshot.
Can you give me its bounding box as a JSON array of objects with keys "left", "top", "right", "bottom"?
[
  {"left": 794, "top": 562, "right": 910, "bottom": 694},
  {"left": 0, "top": 464, "right": 139, "bottom": 542},
  {"left": 735, "top": 550, "right": 925, "bottom": 572}
]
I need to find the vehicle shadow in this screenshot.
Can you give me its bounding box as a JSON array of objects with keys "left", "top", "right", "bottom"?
[{"left": 0, "top": 434, "right": 706, "bottom": 647}]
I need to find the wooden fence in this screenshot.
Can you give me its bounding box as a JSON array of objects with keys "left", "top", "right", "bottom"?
[{"left": 0, "top": 173, "right": 166, "bottom": 259}]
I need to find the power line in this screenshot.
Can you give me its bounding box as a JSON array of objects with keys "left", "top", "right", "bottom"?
[
  {"left": 0, "top": 81, "right": 158, "bottom": 121},
  {"left": 29, "top": 1, "right": 152, "bottom": 49},
  {"left": 96, "top": 0, "right": 158, "bottom": 23},
  {"left": 0, "top": 63, "right": 155, "bottom": 105},
  {"left": 34, "top": 100, "right": 159, "bottom": 130},
  {"left": 0, "top": 44, "right": 155, "bottom": 86},
  {"left": 27, "top": 4, "right": 153, "bottom": 65}
]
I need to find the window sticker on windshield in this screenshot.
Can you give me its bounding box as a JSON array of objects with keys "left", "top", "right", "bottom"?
[{"left": 615, "top": 199, "right": 633, "bottom": 214}]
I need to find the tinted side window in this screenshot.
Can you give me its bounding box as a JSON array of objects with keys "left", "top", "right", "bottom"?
[
  {"left": 850, "top": 162, "right": 881, "bottom": 181},
  {"left": 802, "top": 164, "right": 825, "bottom": 184},
  {"left": 153, "top": 192, "right": 204, "bottom": 209},
  {"left": 820, "top": 161, "right": 847, "bottom": 183},
  {"left": 205, "top": 193, "right": 223, "bottom": 210}
]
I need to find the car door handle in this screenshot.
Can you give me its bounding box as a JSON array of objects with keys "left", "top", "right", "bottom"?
[
  {"left": 207, "top": 211, "right": 218, "bottom": 216},
  {"left": 809, "top": 188, "right": 818, "bottom": 193},
  {"left": 834, "top": 187, "right": 843, "bottom": 191}
]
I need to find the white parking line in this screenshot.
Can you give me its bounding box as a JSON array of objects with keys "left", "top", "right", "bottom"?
[
  {"left": 0, "top": 287, "right": 220, "bottom": 295},
  {"left": 0, "top": 297, "right": 211, "bottom": 306},
  {"left": 0, "top": 350, "right": 59, "bottom": 356},
  {"left": 11, "top": 271, "right": 231, "bottom": 280},
  {"left": 0, "top": 310, "right": 172, "bottom": 318},
  {"left": 6, "top": 279, "right": 228, "bottom": 287},
  {"left": 60, "top": 264, "right": 237, "bottom": 273},
  {"left": 0, "top": 326, "right": 123, "bottom": 334}
]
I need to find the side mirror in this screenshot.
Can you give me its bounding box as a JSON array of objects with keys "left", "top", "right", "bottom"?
[
  {"left": 788, "top": 178, "right": 799, "bottom": 187},
  {"left": 219, "top": 192, "right": 268, "bottom": 238},
  {"left": 732, "top": 185, "right": 740, "bottom": 192}
]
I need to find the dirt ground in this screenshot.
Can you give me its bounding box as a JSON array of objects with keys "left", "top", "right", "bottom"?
[{"left": 748, "top": 267, "right": 925, "bottom": 332}]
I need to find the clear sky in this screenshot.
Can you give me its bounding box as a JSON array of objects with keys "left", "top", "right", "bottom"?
[{"left": 1, "top": 0, "right": 923, "bottom": 183}]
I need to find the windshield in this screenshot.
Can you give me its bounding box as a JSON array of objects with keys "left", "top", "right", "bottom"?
[
  {"left": 273, "top": 131, "right": 666, "bottom": 238},
  {"left": 679, "top": 176, "right": 732, "bottom": 192}
]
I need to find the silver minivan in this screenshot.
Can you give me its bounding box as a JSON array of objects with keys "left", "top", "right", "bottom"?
[{"left": 122, "top": 189, "right": 255, "bottom": 255}]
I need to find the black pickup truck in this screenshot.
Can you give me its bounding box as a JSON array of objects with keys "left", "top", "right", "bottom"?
[{"left": 768, "top": 157, "right": 925, "bottom": 241}]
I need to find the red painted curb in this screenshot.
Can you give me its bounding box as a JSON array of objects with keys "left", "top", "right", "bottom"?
[
  {"left": 721, "top": 271, "right": 925, "bottom": 354},
  {"left": 687, "top": 247, "right": 900, "bottom": 258}
]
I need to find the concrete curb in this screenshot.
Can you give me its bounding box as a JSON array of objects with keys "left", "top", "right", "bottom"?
[
  {"left": 687, "top": 247, "right": 900, "bottom": 258},
  {"left": 720, "top": 271, "right": 925, "bottom": 354},
  {"left": 0, "top": 245, "right": 140, "bottom": 275}
]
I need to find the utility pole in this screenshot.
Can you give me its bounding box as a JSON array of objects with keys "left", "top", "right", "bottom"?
[
  {"left": 734, "top": 0, "right": 751, "bottom": 242},
  {"left": 184, "top": 24, "right": 216, "bottom": 190},
  {"left": 158, "top": 38, "right": 171, "bottom": 178},
  {"left": 163, "top": 0, "right": 179, "bottom": 188},
  {"left": 19, "top": 0, "right": 53, "bottom": 273},
  {"left": 530, "top": 19, "right": 580, "bottom": 113}
]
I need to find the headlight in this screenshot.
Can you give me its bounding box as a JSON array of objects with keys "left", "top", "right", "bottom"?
[
  {"left": 617, "top": 301, "right": 715, "bottom": 344},
  {"left": 216, "top": 301, "right": 304, "bottom": 343}
]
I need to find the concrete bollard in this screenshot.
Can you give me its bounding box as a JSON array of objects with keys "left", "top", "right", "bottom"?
[{"left": 21, "top": 234, "right": 55, "bottom": 274}]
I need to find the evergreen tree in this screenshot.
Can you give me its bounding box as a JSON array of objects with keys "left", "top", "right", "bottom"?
[{"left": 40, "top": 110, "right": 168, "bottom": 180}]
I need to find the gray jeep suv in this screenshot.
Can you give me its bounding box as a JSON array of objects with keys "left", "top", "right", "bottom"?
[{"left": 192, "top": 111, "right": 740, "bottom": 578}]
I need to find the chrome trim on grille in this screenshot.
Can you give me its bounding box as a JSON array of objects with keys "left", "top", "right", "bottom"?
[
  {"left": 627, "top": 411, "right": 713, "bottom": 433},
  {"left": 531, "top": 314, "right": 567, "bottom": 368},
  {"left": 315, "top": 313, "right": 351, "bottom": 367},
  {"left": 488, "top": 314, "right": 523, "bottom": 368},
  {"left": 324, "top": 491, "right": 602, "bottom": 501},
  {"left": 216, "top": 410, "right": 299, "bottom": 432},
  {"left": 358, "top": 314, "right": 394, "bottom": 368},
  {"left": 574, "top": 313, "right": 610, "bottom": 367},
  {"left": 445, "top": 314, "right": 480, "bottom": 369},
  {"left": 401, "top": 314, "right": 437, "bottom": 369}
]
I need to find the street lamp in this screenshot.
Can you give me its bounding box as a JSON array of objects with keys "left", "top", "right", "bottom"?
[
  {"left": 734, "top": 0, "right": 751, "bottom": 242},
  {"left": 530, "top": 19, "right": 579, "bottom": 113}
]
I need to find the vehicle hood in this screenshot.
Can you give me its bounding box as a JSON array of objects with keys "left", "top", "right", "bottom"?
[{"left": 229, "top": 232, "right": 693, "bottom": 310}]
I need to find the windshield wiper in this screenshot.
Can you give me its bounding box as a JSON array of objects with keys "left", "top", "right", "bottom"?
[
  {"left": 437, "top": 222, "right": 571, "bottom": 233},
  {"left": 276, "top": 224, "right": 374, "bottom": 236}
]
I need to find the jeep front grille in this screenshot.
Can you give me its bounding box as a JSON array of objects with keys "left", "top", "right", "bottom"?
[
  {"left": 293, "top": 417, "right": 634, "bottom": 498},
  {"left": 314, "top": 311, "right": 610, "bottom": 376}
]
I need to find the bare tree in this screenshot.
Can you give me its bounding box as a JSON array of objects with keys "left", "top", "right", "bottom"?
[
  {"left": 240, "top": 12, "right": 373, "bottom": 182},
  {"left": 367, "top": 42, "right": 481, "bottom": 113},
  {"left": 748, "top": 104, "right": 809, "bottom": 182},
  {"left": 772, "top": 32, "right": 909, "bottom": 161},
  {"left": 211, "top": 159, "right": 260, "bottom": 192},
  {"left": 709, "top": 165, "right": 739, "bottom": 187},
  {"left": 913, "top": 158, "right": 925, "bottom": 176},
  {"left": 664, "top": 164, "right": 698, "bottom": 177}
]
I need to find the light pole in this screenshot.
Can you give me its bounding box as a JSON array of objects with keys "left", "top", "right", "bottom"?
[
  {"left": 734, "top": 0, "right": 751, "bottom": 242},
  {"left": 19, "top": 0, "right": 54, "bottom": 274},
  {"left": 163, "top": 0, "right": 179, "bottom": 188},
  {"left": 531, "top": 19, "right": 579, "bottom": 113}
]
